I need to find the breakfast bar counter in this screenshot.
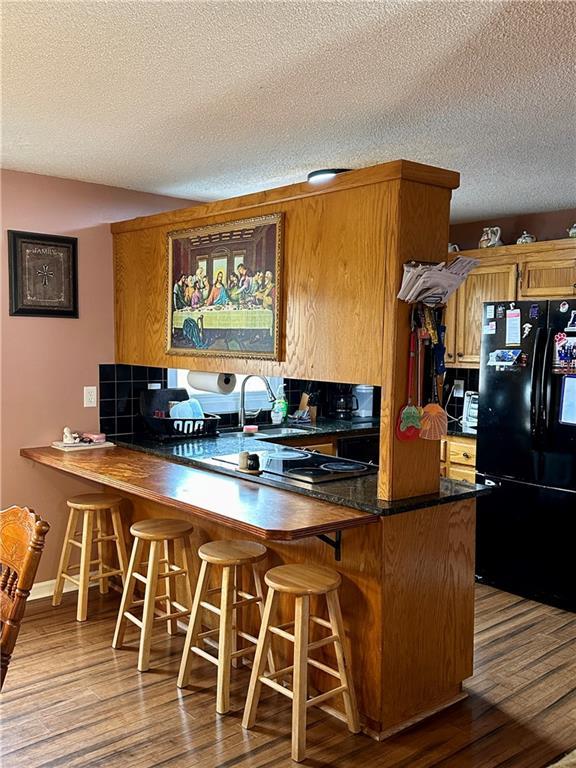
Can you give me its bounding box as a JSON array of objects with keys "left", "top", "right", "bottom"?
[{"left": 21, "top": 443, "right": 478, "bottom": 740}]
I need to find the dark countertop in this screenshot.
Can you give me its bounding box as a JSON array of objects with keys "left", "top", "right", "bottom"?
[
  {"left": 446, "top": 424, "right": 478, "bottom": 439},
  {"left": 115, "top": 418, "right": 489, "bottom": 516}
]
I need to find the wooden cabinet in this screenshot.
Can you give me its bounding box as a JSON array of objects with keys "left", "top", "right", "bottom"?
[
  {"left": 519, "top": 251, "right": 576, "bottom": 298},
  {"left": 446, "top": 263, "right": 517, "bottom": 366},
  {"left": 445, "top": 239, "right": 576, "bottom": 368},
  {"left": 440, "top": 435, "right": 476, "bottom": 484}
]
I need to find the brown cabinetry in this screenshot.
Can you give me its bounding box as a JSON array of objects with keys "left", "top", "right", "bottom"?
[
  {"left": 440, "top": 435, "right": 476, "bottom": 483},
  {"left": 446, "top": 264, "right": 517, "bottom": 366},
  {"left": 445, "top": 239, "right": 576, "bottom": 368},
  {"left": 518, "top": 252, "right": 576, "bottom": 298}
]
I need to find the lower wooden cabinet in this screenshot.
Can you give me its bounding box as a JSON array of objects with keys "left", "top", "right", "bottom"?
[{"left": 440, "top": 435, "right": 477, "bottom": 483}]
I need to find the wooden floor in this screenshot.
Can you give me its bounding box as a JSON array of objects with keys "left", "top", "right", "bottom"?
[{"left": 1, "top": 585, "right": 575, "bottom": 768}]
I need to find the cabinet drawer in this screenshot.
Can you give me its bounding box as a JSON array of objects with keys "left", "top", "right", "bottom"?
[
  {"left": 448, "top": 465, "right": 476, "bottom": 484},
  {"left": 448, "top": 439, "right": 476, "bottom": 466}
]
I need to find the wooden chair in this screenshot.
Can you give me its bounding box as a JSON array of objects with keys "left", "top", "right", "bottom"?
[
  {"left": 242, "top": 563, "right": 360, "bottom": 762},
  {"left": 0, "top": 505, "right": 50, "bottom": 691}
]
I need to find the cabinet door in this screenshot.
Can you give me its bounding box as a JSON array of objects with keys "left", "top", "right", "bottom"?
[
  {"left": 455, "top": 264, "right": 517, "bottom": 366},
  {"left": 444, "top": 297, "right": 457, "bottom": 365},
  {"left": 519, "top": 254, "right": 576, "bottom": 298},
  {"left": 448, "top": 465, "right": 476, "bottom": 484}
]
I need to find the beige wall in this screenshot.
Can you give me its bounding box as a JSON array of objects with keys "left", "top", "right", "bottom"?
[{"left": 0, "top": 169, "right": 193, "bottom": 582}]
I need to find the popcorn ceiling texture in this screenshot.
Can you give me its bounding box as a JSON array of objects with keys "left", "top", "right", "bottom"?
[{"left": 2, "top": 0, "right": 575, "bottom": 221}]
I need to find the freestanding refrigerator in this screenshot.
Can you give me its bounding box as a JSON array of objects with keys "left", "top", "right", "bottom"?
[{"left": 476, "top": 298, "right": 576, "bottom": 611}]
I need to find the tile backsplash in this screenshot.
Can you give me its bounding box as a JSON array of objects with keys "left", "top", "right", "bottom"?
[
  {"left": 98, "top": 367, "right": 380, "bottom": 440},
  {"left": 99, "top": 364, "right": 167, "bottom": 438},
  {"left": 442, "top": 368, "right": 479, "bottom": 423}
]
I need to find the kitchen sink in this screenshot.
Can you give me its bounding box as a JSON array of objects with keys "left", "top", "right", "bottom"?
[
  {"left": 253, "top": 427, "right": 312, "bottom": 438},
  {"left": 219, "top": 425, "right": 315, "bottom": 438}
]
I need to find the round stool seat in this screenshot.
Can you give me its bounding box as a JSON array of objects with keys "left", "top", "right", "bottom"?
[
  {"left": 130, "top": 519, "right": 194, "bottom": 541},
  {"left": 198, "top": 540, "right": 267, "bottom": 566},
  {"left": 265, "top": 564, "right": 341, "bottom": 595},
  {"left": 67, "top": 493, "right": 122, "bottom": 510}
]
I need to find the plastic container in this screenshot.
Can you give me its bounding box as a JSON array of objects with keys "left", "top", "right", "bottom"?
[
  {"left": 271, "top": 384, "right": 288, "bottom": 424},
  {"left": 353, "top": 385, "right": 374, "bottom": 419}
]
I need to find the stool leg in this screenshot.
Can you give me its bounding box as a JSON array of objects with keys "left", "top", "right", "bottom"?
[
  {"left": 77, "top": 510, "right": 95, "bottom": 622},
  {"left": 180, "top": 534, "right": 195, "bottom": 612},
  {"left": 164, "top": 540, "right": 178, "bottom": 636},
  {"left": 326, "top": 590, "right": 360, "bottom": 733},
  {"left": 52, "top": 507, "right": 80, "bottom": 607},
  {"left": 231, "top": 565, "right": 239, "bottom": 669},
  {"left": 138, "top": 540, "right": 161, "bottom": 672},
  {"left": 177, "top": 558, "right": 210, "bottom": 689},
  {"left": 242, "top": 587, "right": 278, "bottom": 730},
  {"left": 96, "top": 510, "right": 109, "bottom": 595},
  {"left": 252, "top": 564, "right": 276, "bottom": 675},
  {"left": 112, "top": 536, "right": 145, "bottom": 649},
  {"left": 292, "top": 595, "right": 310, "bottom": 762},
  {"left": 110, "top": 505, "right": 128, "bottom": 585},
  {"left": 216, "top": 565, "right": 235, "bottom": 714}
]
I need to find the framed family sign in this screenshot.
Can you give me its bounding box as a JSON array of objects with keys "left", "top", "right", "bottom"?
[
  {"left": 167, "top": 213, "right": 283, "bottom": 359},
  {"left": 8, "top": 230, "right": 78, "bottom": 318}
]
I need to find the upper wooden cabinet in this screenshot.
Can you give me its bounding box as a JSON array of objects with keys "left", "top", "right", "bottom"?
[
  {"left": 518, "top": 250, "right": 576, "bottom": 298},
  {"left": 445, "top": 239, "right": 576, "bottom": 368},
  {"left": 446, "top": 263, "right": 517, "bottom": 366}
]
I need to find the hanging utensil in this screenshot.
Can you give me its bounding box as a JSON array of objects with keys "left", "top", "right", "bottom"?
[
  {"left": 396, "top": 328, "right": 422, "bottom": 441},
  {"left": 420, "top": 308, "right": 448, "bottom": 440}
]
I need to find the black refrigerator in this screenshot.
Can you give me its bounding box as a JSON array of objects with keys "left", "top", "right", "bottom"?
[{"left": 476, "top": 298, "right": 576, "bottom": 611}]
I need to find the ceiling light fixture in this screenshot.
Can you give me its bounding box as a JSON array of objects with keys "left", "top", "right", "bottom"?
[{"left": 307, "top": 168, "right": 351, "bottom": 184}]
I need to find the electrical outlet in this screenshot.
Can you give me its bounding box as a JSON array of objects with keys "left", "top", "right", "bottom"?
[
  {"left": 453, "top": 379, "right": 465, "bottom": 398},
  {"left": 83, "top": 386, "right": 97, "bottom": 407},
  {"left": 148, "top": 382, "right": 161, "bottom": 390}
]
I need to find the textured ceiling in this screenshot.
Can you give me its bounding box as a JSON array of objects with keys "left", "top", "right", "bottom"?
[{"left": 2, "top": 1, "right": 575, "bottom": 221}]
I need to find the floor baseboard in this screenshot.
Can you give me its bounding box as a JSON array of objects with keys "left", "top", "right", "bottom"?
[{"left": 30, "top": 578, "right": 79, "bottom": 601}]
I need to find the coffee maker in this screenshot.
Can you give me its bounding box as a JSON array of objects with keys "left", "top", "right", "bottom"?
[{"left": 328, "top": 384, "right": 358, "bottom": 420}]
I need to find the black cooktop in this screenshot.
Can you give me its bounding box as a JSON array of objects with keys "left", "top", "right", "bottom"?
[{"left": 214, "top": 447, "right": 378, "bottom": 484}]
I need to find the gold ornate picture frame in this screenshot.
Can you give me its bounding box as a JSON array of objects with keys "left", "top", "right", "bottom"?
[{"left": 167, "top": 213, "right": 283, "bottom": 360}]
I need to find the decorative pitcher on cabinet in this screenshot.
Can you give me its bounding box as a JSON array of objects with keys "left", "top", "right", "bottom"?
[{"left": 479, "top": 226, "right": 503, "bottom": 248}]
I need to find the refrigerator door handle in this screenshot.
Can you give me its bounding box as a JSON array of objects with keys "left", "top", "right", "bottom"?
[
  {"left": 530, "top": 327, "right": 544, "bottom": 439},
  {"left": 539, "top": 329, "right": 554, "bottom": 437}
]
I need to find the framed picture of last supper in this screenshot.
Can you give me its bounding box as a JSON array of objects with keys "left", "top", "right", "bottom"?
[{"left": 167, "top": 213, "right": 283, "bottom": 359}]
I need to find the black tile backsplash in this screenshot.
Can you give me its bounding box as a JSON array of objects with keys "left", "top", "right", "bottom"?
[
  {"left": 98, "top": 363, "right": 168, "bottom": 438},
  {"left": 98, "top": 365, "right": 379, "bottom": 440},
  {"left": 442, "top": 368, "right": 479, "bottom": 422}
]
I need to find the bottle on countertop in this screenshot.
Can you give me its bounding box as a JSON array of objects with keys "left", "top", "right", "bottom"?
[{"left": 271, "top": 384, "right": 288, "bottom": 424}]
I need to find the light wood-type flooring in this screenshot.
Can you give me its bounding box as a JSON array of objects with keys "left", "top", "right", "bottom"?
[{"left": 1, "top": 585, "right": 574, "bottom": 768}]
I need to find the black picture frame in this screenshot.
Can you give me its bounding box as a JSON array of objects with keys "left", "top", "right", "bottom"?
[{"left": 8, "top": 230, "right": 78, "bottom": 318}]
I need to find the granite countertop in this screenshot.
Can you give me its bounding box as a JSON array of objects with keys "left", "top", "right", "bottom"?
[{"left": 115, "top": 418, "right": 489, "bottom": 516}]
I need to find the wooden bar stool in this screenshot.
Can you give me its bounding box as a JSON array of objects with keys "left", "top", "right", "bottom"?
[
  {"left": 177, "top": 539, "right": 272, "bottom": 714},
  {"left": 53, "top": 493, "right": 128, "bottom": 622},
  {"left": 242, "top": 563, "right": 360, "bottom": 763},
  {"left": 112, "top": 519, "right": 194, "bottom": 672}
]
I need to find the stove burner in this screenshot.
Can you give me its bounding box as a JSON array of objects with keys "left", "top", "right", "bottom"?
[
  {"left": 320, "top": 461, "right": 368, "bottom": 473},
  {"left": 264, "top": 449, "right": 311, "bottom": 461},
  {"left": 285, "top": 467, "right": 327, "bottom": 478}
]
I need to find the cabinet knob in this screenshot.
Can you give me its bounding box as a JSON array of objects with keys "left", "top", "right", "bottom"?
[
  {"left": 447, "top": 352, "right": 453, "bottom": 359},
  {"left": 457, "top": 352, "right": 464, "bottom": 358},
  {"left": 463, "top": 452, "right": 471, "bottom": 459}
]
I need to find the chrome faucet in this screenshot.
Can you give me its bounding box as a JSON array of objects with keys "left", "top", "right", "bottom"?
[{"left": 238, "top": 375, "right": 276, "bottom": 427}]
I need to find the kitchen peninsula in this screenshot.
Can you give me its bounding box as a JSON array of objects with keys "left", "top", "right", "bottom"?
[
  {"left": 21, "top": 159, "right": 488, "bottom": 740},
  {"left": 21, "top": 439, "right": 486, "bottom": 739}
]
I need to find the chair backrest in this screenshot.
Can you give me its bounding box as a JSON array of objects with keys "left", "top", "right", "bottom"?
[{"left": 0, "top": 506, "right": 49, "bottom": 691}]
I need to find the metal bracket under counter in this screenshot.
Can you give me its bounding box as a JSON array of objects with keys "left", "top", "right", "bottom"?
[{"left": 316, "top": 529, "right": 342, "bottom": 561}]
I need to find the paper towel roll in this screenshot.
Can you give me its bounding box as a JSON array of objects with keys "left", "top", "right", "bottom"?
[{"left": 187, "top": 371, "right": 237, "bottom": 394}]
